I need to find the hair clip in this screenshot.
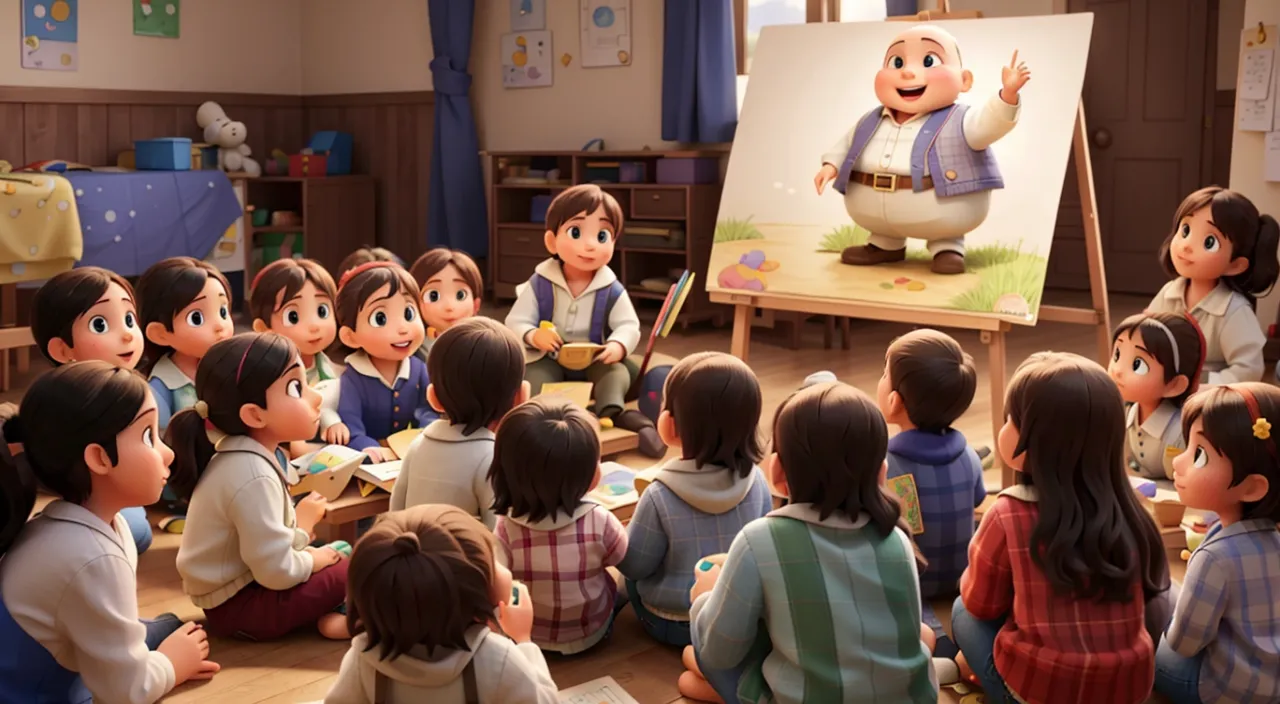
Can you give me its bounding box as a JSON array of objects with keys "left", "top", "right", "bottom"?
[
  {"left": 1254, "top": 417, "right": 1271, "bottom": 440},
  {"left": 194, "top": 400, "right": 209, "bottom": 419}
]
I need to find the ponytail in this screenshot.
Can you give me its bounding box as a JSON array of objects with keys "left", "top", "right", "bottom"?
[
  {"left": 0, "top": 416, "right": 37, "bottom": 557},
  {"left": 164, "top": 409, "right": 216, "bottom": 502},
  {"left": 1239, "top": 214, "right": 1280, "bottom": 305}
]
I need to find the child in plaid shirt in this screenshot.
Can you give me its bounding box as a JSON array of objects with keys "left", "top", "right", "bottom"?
[
  {"left": 1155, "top": 383, "right": 1280, "bottom": 704},
  {"left": 617, "top": 352, "right": 773, "bottom": 647},
  {"left": 490, "top": 398, "right": 628, "bottom": 654},
  {"left": 953, "top": 352, "right": 1171, "bottom": 704}
]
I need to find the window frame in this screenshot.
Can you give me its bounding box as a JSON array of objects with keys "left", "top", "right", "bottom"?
[{"left": 734, "top": 0, "right": 840, "bottom": 75}]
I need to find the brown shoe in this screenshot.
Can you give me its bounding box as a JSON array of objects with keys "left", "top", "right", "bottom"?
[
  {"left": 931, "top": 251, "right": 966, "bottom": 275},
  {"left": 615, "top": 409, "right": 667, "bottom": 458},
  {"left": 841, "top": 243, "right": 906, "bottom": 266}
]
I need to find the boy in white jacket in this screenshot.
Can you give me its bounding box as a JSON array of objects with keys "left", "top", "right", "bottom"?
[{"left": 325, "top": 505, "right": 558, "bottom": 704}]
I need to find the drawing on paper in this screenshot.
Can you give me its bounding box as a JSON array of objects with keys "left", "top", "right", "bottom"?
[
  {"left": 510, "top": 0, "right": 545, "bottom": 31},
  {"left": 502, "top": 30, "right": 553, "bottom": 88},
  {"left": 133, "top": 0, "right": 180, "bottom": 38},
  {"left": 580, "top": 0, "right": 631, "bottom": 67},
  {"left": 21, "top": 0, "right": 78, "bottom": 71}
]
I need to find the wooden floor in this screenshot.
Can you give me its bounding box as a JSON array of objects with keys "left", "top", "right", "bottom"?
[{"left": 4, "top": 292, "right": 1191, "bottom": 703}]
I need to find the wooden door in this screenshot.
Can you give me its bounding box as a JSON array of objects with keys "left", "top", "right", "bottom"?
[{"left": 1049, "top": 0, "right": 1214, "bottom": 295}]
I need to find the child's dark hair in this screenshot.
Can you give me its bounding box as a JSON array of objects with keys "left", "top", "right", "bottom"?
[
  {"left": 772, "top": 382, "right": 898, "bottom": 530},
  {"left": 428, "top": 318, "right": 525, "bottom": 435},
  {"left": 1111, "top": 312, "right": 1206, "bottom": 406},
  {"left": 1007, "top": 352, "right": 1170, "bottom": 602},
  {"left": 248, "top": 258, "right": 337, "bottom": 326},
  {"left": 0, "top": 362, "right": 150, "bottom": 556},
  {"left": 662, "top": 351, "right": 763, "bottom": 478},
  {"left": 135, "top": 257, "right": 231, "bottom": 372},
  {"left": 488, "top": 397, "right": 599, "bottom": 522},
  {"left": 336, "top": 263, "right": 422, "bottom": 335},
  {"left": 545, "top": 184, "right": 624, "bottom": 240},
  {"left": 886, "top": 328, "right": 977, "bottom": 433},
  {"left": 166, "top": 333, "right": 299, "bottom": 500},
  {"left": 31, "top": 267, "right": 136, "bottom": 365},
  {"left": 1158, "top": 186, "right": 1280, "bottom": 307},
  {"left": 338, "top": 247, "right": 404, "bottom": 279},
  {"left": 1181, "top": 383, "right": 1280, "bottom": 521},
  {"left": 347, "top": 505, "right": 498, "bottom": 659},
  {"left": 409, "top": 248, "right": 484, "bottom": 302}
]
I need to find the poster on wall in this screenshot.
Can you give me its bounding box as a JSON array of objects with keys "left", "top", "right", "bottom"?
[
  {"left": 510, "top": 0, "right": 545, "bottom": 32},
  {"left": 20, "top": 0, "right": 78, "bottom": 71},
  {"left": 580, "top": 0, "right": 631, "bottom": 67},
  {"left": 502, "top": 30, "right": 553, "bottom": 88},
  {"left": 134, "top": 0, "right": 180, "bottom": 38}
]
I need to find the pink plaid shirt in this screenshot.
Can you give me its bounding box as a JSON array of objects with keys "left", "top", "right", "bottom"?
[
  {"left": 961, "top": 486, "right": 1154, "bottom": 704},
  {"left": 496, "top": 502, "right": 628, "bottom": 652}
]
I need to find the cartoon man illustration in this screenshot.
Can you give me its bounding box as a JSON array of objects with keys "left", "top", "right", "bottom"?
[{"left": 814, "top": 25, "right": 1031, "bottom": 275}]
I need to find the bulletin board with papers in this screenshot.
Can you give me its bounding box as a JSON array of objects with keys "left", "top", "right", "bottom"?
[{"left": 1236, "top": 24, "right": 1280, "bottom": 182}]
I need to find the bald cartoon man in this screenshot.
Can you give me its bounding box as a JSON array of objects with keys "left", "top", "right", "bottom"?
[{"left": 814, "top": 25, "right": 1031, "bottom": 275}]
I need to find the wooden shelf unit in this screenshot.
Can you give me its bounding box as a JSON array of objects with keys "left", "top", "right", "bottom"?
[
  {"left": 485, "top": 150, "right": 727, "bottom": 327},
  {"left": 240, "top": 175, "right": 375, "bottom": 300}
]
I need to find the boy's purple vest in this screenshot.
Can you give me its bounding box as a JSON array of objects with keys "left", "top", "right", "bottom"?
[
  {"left": 530, "top": 273, "right": 624, "bottom": 345},
  {"left": 833, "top": 103, "right": 1004, "bottom": 198}
]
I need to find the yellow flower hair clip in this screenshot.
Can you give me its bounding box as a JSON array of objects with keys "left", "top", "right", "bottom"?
[{"left": 1253, "top": 417, "right": 1271, "bottom": 440}]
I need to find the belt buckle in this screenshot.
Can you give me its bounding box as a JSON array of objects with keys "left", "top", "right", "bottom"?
[{"left": 872, "top": 172, "right": 896, "bottom": 193}]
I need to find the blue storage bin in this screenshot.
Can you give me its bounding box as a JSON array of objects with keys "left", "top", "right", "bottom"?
[
  {"left": 531, "top": 194, "right": 552, "bottom": 223},
  {"left": 307, "top": 131, "right": 353, "bottom": 175},
  {"left": 135, "top": 138, "right": 192, "bottom": 171}
]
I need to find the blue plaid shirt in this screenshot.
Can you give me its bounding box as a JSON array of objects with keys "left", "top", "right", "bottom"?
[
  {"left": 885, "top": 429, "right": 985, "bottom": 599},
  {"left": 1167, "top": 518, "right": 1280, "bottom": 704}
]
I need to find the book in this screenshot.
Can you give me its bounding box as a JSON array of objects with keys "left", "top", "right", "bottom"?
[
  {"left": 355, "top": 460, "right": 402, "bottom": 495},
  {"left": 587, "top": 462, "right": 660, "bottom": 510},
  {"left": 540, "top": 381, "right": 594, "bottom": 410},
  {"left": 558, "top": 676, "right": 639, "bottom": 704},
  {"left": 289, "top": 445, "right": 364, "bottom": 501},
  {"left": 385, "top": 428, "right": 420, "bottom": 461}
]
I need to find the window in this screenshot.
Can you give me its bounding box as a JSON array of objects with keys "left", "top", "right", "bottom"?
[{"left": 734, "top": 0, "right": 888, "bottom": 75}]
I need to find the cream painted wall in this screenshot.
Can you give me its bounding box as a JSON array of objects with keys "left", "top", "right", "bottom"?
[
  {"left": 1231, "top": 0, "right": 1280, "bottom": 334},
  {"left": 301, "top": 0, "right": 432, "bottom": 94},
  {"left": 0, "top": 0, "right": 303, "bottom": 93},
  {"left": 1220, "top": 0, "right": 1246, "bottom": 89}
]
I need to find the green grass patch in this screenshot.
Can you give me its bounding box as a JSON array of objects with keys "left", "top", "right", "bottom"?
[
  {"left": 949, "top": 254, "right": 1048, "bottom": 316},
  {"left": 714, "top": 217, "right": 764, "bottom": 243},
  {"left": 817, "top": 224, "right": 870, "bottom": 252},
  {"left": 818, "top": 227, "right": 1029, "bottom": 272}
]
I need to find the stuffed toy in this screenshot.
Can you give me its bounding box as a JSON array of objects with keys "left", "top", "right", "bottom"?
[{"left": 196, "top": 101, "right": 262, "bottom": 178}]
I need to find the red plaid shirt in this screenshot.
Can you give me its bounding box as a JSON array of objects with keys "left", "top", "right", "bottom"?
[
  {"left": 960, "top": 489, "right": 1154, "bottom": 704},
  {"left": 496, "top": 503, "right": 627, "bottom": 649}
]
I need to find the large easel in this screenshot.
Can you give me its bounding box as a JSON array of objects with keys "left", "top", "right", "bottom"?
[{"left": 713, "top": 2, "right": 1111, "bottom": 488}]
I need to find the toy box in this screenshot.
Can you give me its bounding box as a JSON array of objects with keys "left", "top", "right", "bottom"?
[
  {"left": 254, "top": 232, "right": 304, "bottom": 267},
  {"left": 307, "top": 131, "right": 353, "bottom": 175},
  {"left": 619, "top": 161, "right": 647, "bottom": 183},
  {"left": 135, "top": 138, "right": 192, "bottom": 171},
  {"left": 585, "top": 161, "right": 620, "bottom": 183},
  {"left": 289, "top": 153, "right": 328, "bottom": 178},
  {"left": 656, "top": 157, "right": 718, "bottom": 184}
]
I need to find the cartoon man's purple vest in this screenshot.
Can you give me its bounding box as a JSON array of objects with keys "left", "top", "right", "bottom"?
[{"left": 833, "top": 103, "right": 1004, "bottom": 198}]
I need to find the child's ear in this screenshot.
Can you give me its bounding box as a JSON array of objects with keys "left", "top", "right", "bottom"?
[
  {"left": 1225, "top": 256, "right": 1251, "bottom": 277},
  {"left": 766, "top": 452, "right": 789, "bottom": 498},
  {"left": 657, "top": 410, "right": 679, "bottom": 448},
  {"left": 145, "top": 322, "right": 172, "bottom": 346},
  {"left": 472, "top": 298, "right": 482, "bottom": 316},
  {"left": 1235, "top": 473, "right": 1271, "bottom": 504},
  {"left": 46, "top": 338, "right": 74, "bottom": 364},
  {"left": 338, "top": 326, "right": 358, "bottom": 349},
  {"left": 1162, "top": 374, "right": 1191, "bottom": 399},
  {"left": 426, "top": 383, "right": 444, "bottom": 413},
  {"left": 516, "top": 380, "right": 531, "bottom": 405},
  {"left": 961, "top": 69, "right": 974, "bottom": 93},
  {"left": 886, "top": 390, "right": 906, "bottom": 424},
  {"left": 239, "top": 403, "right": 269, "bottom": 430},
  {"left": 543, "top": 230, "right": 558, "bottom": 255},
  {"left": 879, "top": 459, "right": 888, "bottom": 487},
  {"left": 83, "top": 443, "right": 114, "bottom": 476},
  {"left": 251, "top": 319, "right": 269, "bottom": 333}
]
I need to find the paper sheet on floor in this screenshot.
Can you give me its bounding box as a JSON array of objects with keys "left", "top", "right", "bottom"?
[{"left": 558, "top": 676, "right": 640, "bottom": 704}]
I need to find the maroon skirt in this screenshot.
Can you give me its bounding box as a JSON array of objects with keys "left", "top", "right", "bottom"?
[{"left": 202, "top": 560, "right": 349, "bottom": 641}]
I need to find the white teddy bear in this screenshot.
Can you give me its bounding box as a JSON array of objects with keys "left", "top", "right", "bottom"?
[{"left": 196, "top": 101, "right": 262, "bottom": 178}]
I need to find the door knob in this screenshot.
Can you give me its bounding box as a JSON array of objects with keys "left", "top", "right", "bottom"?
[{"left": 1092, "top": 128, "right": 1112, "bottom": 149}]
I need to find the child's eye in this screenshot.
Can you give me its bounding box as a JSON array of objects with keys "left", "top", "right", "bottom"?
[
  {"left": 455, "top": 289, "right": 469, "bottom": 302},
  {"left": 369, "top": 310, "right": 388, "bottom": 327},
  {"left": 88, "top": 315, "right": 110, "bottom": 334},
  {"left": 923, "top": 53, "right": 940, "bottom": 68},
  {"left": 426, "top": 290, "right": 440, "bottom": 303},
  {"left": 317, "top": 304, "right": 331, "bottom": 319},
  {"left": 1131, "top": 358, "right": 1149, "bottom": 375},
  {"left": 1203, "top": 235, "right": 1220, "bottom": 253},
  {"left": 569, "top": 226, "right": 582, "bottom": 240},
  {"left": 1193, "top": 446, "right": 1208, "bottom": 468},
  {"left": 142, "top": 426, "right": 154, "bottom": 448},
  {"left": 286, "top": 379, "right": 303, "bottom": 398},
  {"left": 405, "top": 306, "right": 417, "bottom": 322},
  {"left": 597, "top": 230, "right": 611, "bottom": 244},
  {"left": 186, "top": 310, "right": 204, "bottom": 327},
  {"left": 124, "top": 311, "right": 137, "bottom": 329},
  {"left": 284, "top": 310, "right": 300, "bottom": 326},
  {"left": 891, "top": 56, "right": 904, "bottom": 69},
  {"left": 219, "top": 305, "right": 230, "bottom": 320},
  {"left": 1180, "top": 223, "right": 1191, "bottom": 238},
  {"left": 1112, "top": 347, "right": 1121, "bottom": 363}
]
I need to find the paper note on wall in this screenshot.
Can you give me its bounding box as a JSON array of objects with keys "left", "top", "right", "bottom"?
[
  {"left": 1264, "top": 131, "right": 1280, "bottom": 183},
  {"left": 1241, "top": 48, "right": 1275, "bottom": 100},
  {"left": 1239, "top": 25, "right": 1279, "bottom": 132},
  {"left": 1239, "top": 90, "right": 1276, "bottom": 132}
]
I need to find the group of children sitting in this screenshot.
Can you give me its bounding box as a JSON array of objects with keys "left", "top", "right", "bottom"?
[{"left": 0, "top": 183, "right": 1277, "bottom": 704}]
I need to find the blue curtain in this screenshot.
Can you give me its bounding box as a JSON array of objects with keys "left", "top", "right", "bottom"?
[
  {"left": 886, "top": 0, "right": 917, "bottom": 15},
  {"left": 427, "top": 0, "right": 488, "bottom": 256},
  {"left": 661, "top": 0, "right": 738, "bottom": 143}
]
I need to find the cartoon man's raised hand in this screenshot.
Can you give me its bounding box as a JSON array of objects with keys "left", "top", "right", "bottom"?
[{"left": 999, "top": 50, "right": 1031, "bottom": 105}]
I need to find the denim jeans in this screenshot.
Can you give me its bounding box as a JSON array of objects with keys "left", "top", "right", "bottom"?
[
  {"left": 950, "top": 596, "right": 1014, "bottom": 704},
  {"left": 120, "top": 506, "right": 153, "bottom": 555},
  {"left": 1153, "top": 637, "right": 1204, "bottom": 704},
  {"left": 625, "top": 579, "right": 691, "bottom": 647},
  {"left": 692, "top": 623, "right": 746, "bottom": 703},
  {"left": 142, "top": 613, "right": 184, "bottom": 650}
]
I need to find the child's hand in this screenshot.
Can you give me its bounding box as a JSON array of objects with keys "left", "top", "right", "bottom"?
[
  {"left": 363, "top": 447, "right": 388, "bottom": 463},
  {"left": 158, "top": 622, "right": 221, "bottom": 685},
  {"left": 814, "top": 164, "right": 838, "bottom": 195},
  {"left": 305, "top": 545, "right": 342, "bottom": 573},
  {"left": 294, "top": 492, "right": 329, "bottom": 534},
  {"left": 689, "top": 554, "right": 726, "bottom": 603},
  {"left": 594, "top": 341, "right": 626, "bottom": 365},
  {"left": 527, "top": 327, "right": 563, "bottom": 353},
  {"left": 497, "top": 582, "right": 535, "bottom": 644},
  {"left": 322, "top": 422, "right": 350, "bottom": 446},
  {"left": 1000, "top": 50, "right": 1031, "bottom": 104}
]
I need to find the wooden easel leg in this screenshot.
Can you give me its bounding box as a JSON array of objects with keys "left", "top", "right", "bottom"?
[
  {"left": 730, "top": 305, "right": 753, "bottom": 362},
  {"left": 1072, "top": 100, "right": 1113, "bottom": 363},
  {"left": 982, "top": 329, "right": 1011, "bottom": 487}
]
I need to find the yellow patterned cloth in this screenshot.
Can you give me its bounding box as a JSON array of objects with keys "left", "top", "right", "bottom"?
[{"left": 0, "top": 174, "right": 82, "bottom": 284}]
